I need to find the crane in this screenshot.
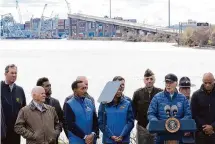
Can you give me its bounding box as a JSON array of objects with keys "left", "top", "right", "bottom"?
[
  {"left": 38, "top": 4, "right": 48, "bottom": 38},
  {"left": 15, "top": 0, "right": 23, "bottom": 24},
  {"left": 64, "top": 0, "right": 71, "bottom": 14},
  {"left": 50, "top": 11, "right": 54, "bottom": 17}
]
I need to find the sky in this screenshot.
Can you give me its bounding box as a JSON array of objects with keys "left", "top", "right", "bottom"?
[{"left": 0, "top": 0, "right": 215, "bottom": 26}]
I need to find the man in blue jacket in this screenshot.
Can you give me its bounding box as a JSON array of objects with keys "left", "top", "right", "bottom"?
[
  {"left": 98, "top": 79, "right": 134, "bottom": 144},
  {"left": 64, "top": 80, "right": 98, "bottom": 144},
  {"left": 147, "top": 73, "right": 192, "bottom": 143}
]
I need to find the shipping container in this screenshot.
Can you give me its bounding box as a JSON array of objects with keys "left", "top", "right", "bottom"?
[
  {"left": 65, "top": 19, "right": 69, "bottom": 26},
  {"left": 25, "top": 21, "right": 30, "bottom": 25},
  {"left": 58, "top": 19, "right": 65, "bottom": 26},
  {"left": 24, "top": 24, "right": 30, "bottom": 30},
  {"left": 58, "top": 25, "right": 65, "bottom": 30},
  {"left": 65, "top": 19, "right": 69, "bottom": 29}
]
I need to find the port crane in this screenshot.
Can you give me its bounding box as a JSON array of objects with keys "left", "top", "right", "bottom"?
[
  {"left": 15, "top": 0, "right": 23, "bottom": 24},
  {"left": 38, "top": 4, "right": 48, "bottom": 38},
  {"left": 64, "top": 0, "right": 71, "bottom": 14}
]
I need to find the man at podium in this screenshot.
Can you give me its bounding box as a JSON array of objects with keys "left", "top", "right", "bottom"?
[{"left": 147, "top": 73, "right": 192, "bottom": 143}]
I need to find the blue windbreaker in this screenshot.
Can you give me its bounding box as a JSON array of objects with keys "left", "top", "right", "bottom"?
[{"left": 98, "top": 98, "right": 134, "bottom": 144}]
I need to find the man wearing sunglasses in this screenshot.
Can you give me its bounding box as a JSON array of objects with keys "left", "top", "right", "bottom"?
[
  {"left": 132, "top": 69, "right": 162, "bottom": 144},
  {"left": 191, "top": 73, "right": 215, "bottom": 144}
]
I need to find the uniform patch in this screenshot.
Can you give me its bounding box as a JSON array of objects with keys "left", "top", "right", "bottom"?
[
  {"left": 120, "top": 105, "right": 125, "bottom": 109},
  {"left": 16, "top": 98, "right": 20, "bottom": 103}
]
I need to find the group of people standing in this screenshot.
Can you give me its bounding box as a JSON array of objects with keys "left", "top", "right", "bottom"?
[{"left": 1, "top": 64, "right": 215, "bottom": 144}]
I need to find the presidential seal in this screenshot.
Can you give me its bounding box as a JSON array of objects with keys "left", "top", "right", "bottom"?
[{"left": 165, "top": 117, "right": 180, "bottom": 133}]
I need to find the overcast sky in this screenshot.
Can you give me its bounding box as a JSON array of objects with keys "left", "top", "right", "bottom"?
[{"left": 0, "top": 0, "right": 215, "bottom": 26}]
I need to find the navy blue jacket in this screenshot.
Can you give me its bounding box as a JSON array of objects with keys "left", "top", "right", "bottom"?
[
  {"left": 64, "top": 95, "right": 98, "bottom": 144},
  {"left": 98, "top": 98, "right": 134, "bottom": 144},
  {"left": 1, "top": 81, "right": 26, "bottom": 141}
]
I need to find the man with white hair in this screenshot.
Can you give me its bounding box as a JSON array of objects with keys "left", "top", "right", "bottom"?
[{"left": 14, "top": 86, "right": 61, "bottom": 144}]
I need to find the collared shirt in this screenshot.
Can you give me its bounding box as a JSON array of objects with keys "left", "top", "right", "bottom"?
[
  {"left": 4, "top": 81, "right": 14, "bottom": 92},
  {"left": 33, "top": 100, "right": 44, "bottom": 112}
]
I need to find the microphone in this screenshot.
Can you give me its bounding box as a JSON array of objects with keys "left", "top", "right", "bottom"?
[
  {"left": 171, "top": 105, "right": 178, "bottom": 117},
  {"left": 164, "top": 105, "right": 171, "bottom": 118}
]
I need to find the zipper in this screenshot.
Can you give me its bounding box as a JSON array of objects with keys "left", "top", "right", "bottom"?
[
  {"left": 209, "top": 94, "right": 211, "bottom": 113},
  {"left": 209, "top": 104, "right": 211, "bottom": 112}
]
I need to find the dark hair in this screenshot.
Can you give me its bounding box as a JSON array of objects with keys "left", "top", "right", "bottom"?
[
  {"left": 113, "top": 76, "right": 125, "bottom": 81},
  {"left": 5, "top": 64, "right": 17, "bottom": 73},
  {"left": 71, "top": 80, "right": 83, "bottom": 90},
  {"left": 36, "top": 77, "right": 49, "bottom": 86},
  {"left": 144, "top": 69, "right": 154, "bottom": 77}
]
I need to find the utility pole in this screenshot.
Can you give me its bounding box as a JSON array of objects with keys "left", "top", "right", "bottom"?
[
  {"left": 168, "top": 0, "right": 170, "bottom": 28},
  {"left": 110, "top": 0, "right": 111, "bottom": 18}
]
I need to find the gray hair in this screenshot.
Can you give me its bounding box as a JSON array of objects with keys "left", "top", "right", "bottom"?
[{"left": 5, "top": 64, "right": 17, "bottom": 73}]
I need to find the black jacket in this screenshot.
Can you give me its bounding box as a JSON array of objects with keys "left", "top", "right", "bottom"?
[
  {"left": 132, "top": 87, "right": 163, "bottom": 128},
  {"left": 191, "top": 85, "right": 215, "bottom": 131},
  {"left": 1, "top": 81, "right": 26, "bottom": 143}
]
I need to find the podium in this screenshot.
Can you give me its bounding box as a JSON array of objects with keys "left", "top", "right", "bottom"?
[{"left": 148, "top": 119, "right": 197, "bottom": 144}]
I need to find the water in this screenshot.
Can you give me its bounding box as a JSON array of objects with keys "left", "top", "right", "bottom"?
[{"left": 1, "top": 40, "right": 215, "bottom": 143}]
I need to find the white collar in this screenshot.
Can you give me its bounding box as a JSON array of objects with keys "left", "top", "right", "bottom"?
[{"left": 5, "top": 81, "right": 15, "bottom": 91}]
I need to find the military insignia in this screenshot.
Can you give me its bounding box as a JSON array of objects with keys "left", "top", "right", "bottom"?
[{"left": 16, "top": 98, "right": 20, "bottom": 103}]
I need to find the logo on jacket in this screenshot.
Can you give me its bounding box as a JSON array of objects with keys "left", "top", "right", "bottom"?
[
  {"left": 120, "top": 105, "right": 125, "bottom": 109},
  {"left": 86, "top": 106, "right": 91, "bottom": 112},
  {"left": 177, "top": 102, "right": 182, "bottom": 108},
  {"left": 16, "top": 98, "right": 20, "bottom": 103}
]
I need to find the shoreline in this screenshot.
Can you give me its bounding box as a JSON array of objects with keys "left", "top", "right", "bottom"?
[{"left": 1, "top": 37, "right": 215, "bottom": 50}]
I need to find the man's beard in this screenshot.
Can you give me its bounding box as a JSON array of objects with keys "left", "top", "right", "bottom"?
[{"left": 46, "top": 91, "right": 51, "bottom": 97}]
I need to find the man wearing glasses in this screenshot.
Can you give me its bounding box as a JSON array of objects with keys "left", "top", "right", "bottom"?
[
  {"left": 191, "top": 73, "right": 215, "bottom": 144},
  {"left": 132, "top": 69, "right": 162, "bottom": 144}
]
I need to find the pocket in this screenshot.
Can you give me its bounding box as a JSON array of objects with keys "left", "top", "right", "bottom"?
[
  {"left": 32, "top": 130, "right": 42, "bottom": 141},
  {"left": 47, "top": 131, "right": 57, "bottom": 144}
]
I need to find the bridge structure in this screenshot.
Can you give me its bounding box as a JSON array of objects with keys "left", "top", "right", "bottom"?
[{"left": 68, "top": 13, "right": 179, "bottom": 38}]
